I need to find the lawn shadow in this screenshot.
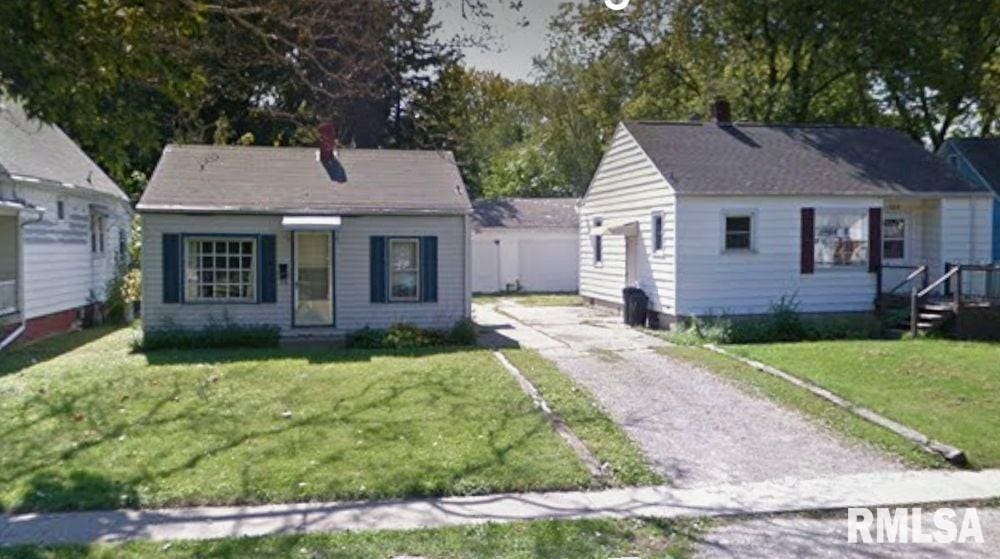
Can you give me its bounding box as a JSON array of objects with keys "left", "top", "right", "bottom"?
[
  {"left": 0, "top": 326, "right": 125, "bottom": 378},
  {"left": 11, "top": 471, "right": 140, "bottom": 513},
  {"left": 141, "top": 344, "right": 478, "bottom": 367}
]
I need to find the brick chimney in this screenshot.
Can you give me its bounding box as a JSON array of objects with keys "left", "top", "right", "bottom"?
[
  {"left": 318, "top": 122, "right": 339, "bottom": 162},
  {"left": 710, "top": 98, "right": 732, "bottom": 124}
]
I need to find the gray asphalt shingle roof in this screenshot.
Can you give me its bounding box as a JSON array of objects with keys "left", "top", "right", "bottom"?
[
  {"left": 472, "top": 198, "right": 579, "bottom": 229},
  {"left": 138, "top": 144, "right": 472, "bottom": 215},
  {"left": 0, "top": 99, "right": 126, "bottom": 200},
  {"left": 623, "top": 121, "right": 986, "bottom": 197},
  {"left": 950, "top": 138, "right": 1000, "bottom": 194}
]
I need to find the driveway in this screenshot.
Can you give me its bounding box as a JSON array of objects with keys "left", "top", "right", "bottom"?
[{"left": 474, "top": 300, "right": 904, "bottom": 488}]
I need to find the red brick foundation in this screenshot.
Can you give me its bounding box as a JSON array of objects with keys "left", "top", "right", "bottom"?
[{"left": 20, "top": 308, "right": 84, "bottom": 345}]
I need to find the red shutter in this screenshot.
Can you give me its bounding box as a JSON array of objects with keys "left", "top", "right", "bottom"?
[
  {"left": 801, "top": 208, "right": 815, "bottom": 274},
  {"left": 869, "top": 207, "right": 882, "bottom": 273}
]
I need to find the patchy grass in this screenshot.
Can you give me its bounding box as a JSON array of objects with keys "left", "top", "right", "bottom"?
[
  {"left": 0, "top": 328, "right": 597, "bottom": 513},
  {"left": 475, "top": 293, "right": 583, "bottom": 307},
  {"left": 658, "top": 346, "right": 942, "bottom": 469},
  {"left": 0, "top": 518, "right": 705, "bottom": 558},
  {"left": 502, "top": 349, "right": 663, "bottom": 486},
  {"left": 725, "top": 339, "right": 1000, "bottom": 468}
]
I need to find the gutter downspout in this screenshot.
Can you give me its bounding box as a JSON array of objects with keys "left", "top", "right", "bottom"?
[{"left": 1, "top": 204, "right": 44, "bottom": 351}]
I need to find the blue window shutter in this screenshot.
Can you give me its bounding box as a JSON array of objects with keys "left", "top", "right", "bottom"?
[
  {"left": 421, "top": 236, "right": 438, "bottom": 303},
  {"left": 259, "top": 235, "right": 277, "bottom": 303},
  {"left": 370, "top": 236, "right": 387, "bottom": 303},
  {"left": 162, "top": 234, "right": 181, "bottom": 303}
]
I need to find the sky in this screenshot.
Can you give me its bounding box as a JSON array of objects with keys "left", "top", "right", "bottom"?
[{"left": 433, "top": 1, "right": 582, "bottom": 82}]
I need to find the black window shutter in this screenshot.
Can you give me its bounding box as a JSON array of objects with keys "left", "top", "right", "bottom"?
[
  {"left": 801, "top": 208, "right": 815, "bottom": 275},
  {"left": 370, "top": 236, "right": 388, "bottom": 303},
  {"left": 162, "top": 234, "right": 181, "bottom": 303},
  {"left": 868, "top": 208, "right": 882, "bottom": 273},
  {"left": 259, "top": 235, "right": 277, "bottom": 303},
  {"left": 420, "top": 236, "right": 438, "bottom": 303}
]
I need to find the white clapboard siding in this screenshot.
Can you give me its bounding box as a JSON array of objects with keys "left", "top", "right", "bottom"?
[
  {"left": 18, "top": 183, "right": 131, "bottom": 319},
  {"left": 141, "top": 213, "right": 469, "bottom": 335},
  {"left": 939, "top": 196, "right": 994, "bottom": 296},
  {"left": 579, "top": 124, "right": 677, "bottom": 313},
  {"left": 675, "top": 196, "right": 882, "bottom": 315}
]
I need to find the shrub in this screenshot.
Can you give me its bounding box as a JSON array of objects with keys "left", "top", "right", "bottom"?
[
  {"left": 138, "top": 324, "right": 280, "bottom": 351},
  {"left": 665, "top": 294, "right": 885, "bottom": 345},
  {"left": 346, "top": 319, "right": 479, "bottom": 350}
]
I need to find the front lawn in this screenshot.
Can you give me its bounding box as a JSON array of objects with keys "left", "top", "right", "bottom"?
[
  {"left": 475, "top": 293, "right": 583, "bottom": 307},
  {"left": 725, "top": 339, "right": 1000, "bottom": 468},
  {"left": 0, "top": 327, "right": 595, "bottom": 513},
  {"left": 0, "top": 518, "right": 704, "bottom": 558}
]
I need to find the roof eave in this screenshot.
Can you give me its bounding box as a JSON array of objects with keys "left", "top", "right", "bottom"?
[{"left": 136, "top": 203, "right": 472, "bottom": 216}]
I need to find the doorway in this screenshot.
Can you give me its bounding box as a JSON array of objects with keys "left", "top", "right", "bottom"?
[
  {"left": 625, "top": 235, "right": 638, "bottom": 287},
  {"left": 293, "top": 231, "right": 334, "bottom": 327}
]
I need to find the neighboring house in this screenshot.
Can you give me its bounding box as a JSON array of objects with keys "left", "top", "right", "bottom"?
[
  {"left": 580, "top": 101, "right": 994, "bottom": 326},
  {"left": 0, "top": 99, "right": 133, "bottom": 348},
  {"left": 471, "top": 198, "right": 579, "bottom": 293},
  {"left": 136, "top": 131, "right": 472, "bottom": 339},
  {"left": 939, "top": 138, "right": 1000, "bottom": 261}
]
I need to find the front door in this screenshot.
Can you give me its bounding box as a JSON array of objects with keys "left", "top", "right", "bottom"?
[{"left": 294, "top": 232, "right": 334, "bottom": 327}]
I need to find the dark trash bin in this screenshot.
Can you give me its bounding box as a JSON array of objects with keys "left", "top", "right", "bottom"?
[{"left": 622, "top": 287, "right": 648, "bottom": 326}]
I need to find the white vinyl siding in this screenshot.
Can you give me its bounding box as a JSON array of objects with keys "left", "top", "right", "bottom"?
[
  {"left": 141, "top": 213, "right": 469, "bottom": 335},
  {"left": 579, "top": 124, "right": 677, "bottom": 313},
  {"left": 15, "top": 182, "right": 131, "bottom": 320},
  {"left": 676, "top": 196, "right": 881, "bottom": 315}
]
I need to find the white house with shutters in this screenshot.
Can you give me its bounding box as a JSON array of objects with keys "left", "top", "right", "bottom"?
[
  {"left": 579, "top": 102, "right": 994, "bottom": 328},
  {"left": 1, "top": 98, "right": 133, "bottom": 349},
  {"left": 137, "top": 126, "right": 472, "bottom": 339}
]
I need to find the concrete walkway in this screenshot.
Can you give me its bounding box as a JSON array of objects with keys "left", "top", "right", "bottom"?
[
  {"left": 3, "top": 469, "right": 999, "bottom": 546},
  {"left": 475, "top": 302, "right": 905, "bottom": 487}
]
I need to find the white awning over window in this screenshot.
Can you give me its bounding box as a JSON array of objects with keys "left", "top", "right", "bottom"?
[
  {"left": 593, "top": 220, "right": 639, "bottom": 237},
  {"left": 281, "top": 216, "right": 343, "bottom": 230}
]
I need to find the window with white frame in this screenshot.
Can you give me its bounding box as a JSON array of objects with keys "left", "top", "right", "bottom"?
[
  {"left": 185, "top": 238, "right": 257, "bottom": 302},
  {"left": 883, "top": 217, "right": 905, "bottom": 260},
  {"left": 652, "top": 212, "right": 664, "bottom": 252},
  {"left": 389, "top": 238, "right": 420, "bottom": 301},
  {"left": 814, "top": 211, "right": 868, "bottom": 267},
  {"left": 592, "top": 218, "right": 603, "bottom": 264},
  {"left": 90, "top": 214, "right": 104, "bottom": 253},
  {"left": 724, "top": 214, "right": 753, "bottom": 251}
]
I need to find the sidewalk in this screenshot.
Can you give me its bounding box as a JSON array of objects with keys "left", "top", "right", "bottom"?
[{"left": 3, "top": 469, "right": 999, "bottom": 546}]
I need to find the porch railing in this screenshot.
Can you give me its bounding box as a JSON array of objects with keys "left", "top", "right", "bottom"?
[
  {"left": 909, "top": 264, "right": 1000, "bottom": 336},
  {"left": 0, "top": 279, "right": 16, "bottom": 316}
]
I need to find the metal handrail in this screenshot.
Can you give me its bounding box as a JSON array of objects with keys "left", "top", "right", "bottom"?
[
  {"left": 885, "top": 265, "right": 928, "bottom": 297},
  {"left": 918, "top": 266, "right": 960, "bottom": 299}
]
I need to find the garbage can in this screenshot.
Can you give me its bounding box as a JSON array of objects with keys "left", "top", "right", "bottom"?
[{"left": 622, "top": 287, "right": 648, "bottom": 326}]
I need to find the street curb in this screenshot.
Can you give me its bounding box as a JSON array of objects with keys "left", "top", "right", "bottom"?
[{"left": 703, "top": 344, "right": 968, "bottom": 467}]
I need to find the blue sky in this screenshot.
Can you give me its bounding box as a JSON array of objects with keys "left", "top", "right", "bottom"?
[{"left": 433, "top": 1, "right": 581, "bottom": 81}]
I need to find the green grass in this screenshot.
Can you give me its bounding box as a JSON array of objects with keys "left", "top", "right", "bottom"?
[
  {"left": 474, "top": 293, "right": 583, "bottom": 307},
  {"left": 0, "top": 327, "right": 597, "bottom": 513},
  {"left": 0, "top": 518, "right": 704, "bottom": 558},
  {"left": 723, "top": 339, "right": 1000, "bottom": 468},
  {"left": 658, "top": 346, "right": 942, "bottom": 468},
  {"left": 502, "top": 349, "right": 663, "bottom": 486}
]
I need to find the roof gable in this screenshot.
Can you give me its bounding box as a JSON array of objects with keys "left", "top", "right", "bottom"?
[
  {"left": 947, "top": 138, "right": 1000, "bottom": 194},
  {"left": 138, "top": 145, "right": 472, "bottom": 215},
  {"left": 0, "top": 99, "right": 126, "bottom": 200},
  {"left": 472, "top": 198, "right": 578, "bottom": 229},
  {"left": 623, "top": 121, "right": 985, "bottom": 197}
]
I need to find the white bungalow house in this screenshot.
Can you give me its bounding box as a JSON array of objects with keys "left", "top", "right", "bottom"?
[
  {"left": 471, "top": 198, "right": 579, "bottom": 293},
  {"left": 137, "top": 126, "right": 472, "bottom": 339},
  {"left": 1, "top": 99, "right": 133, "bottom": 349},
  {"left": 580, "top": 101, "right": 994, "bottom": 330}
]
